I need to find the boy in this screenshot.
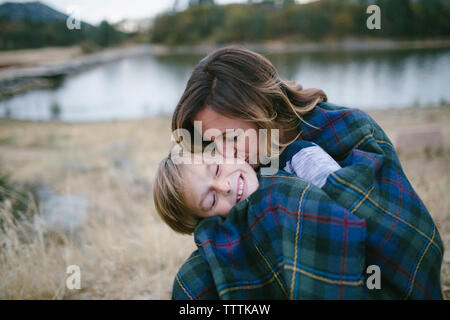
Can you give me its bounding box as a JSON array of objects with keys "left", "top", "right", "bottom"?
[{"left": 153, "top": 140, "right": 341, "bottom": 234}]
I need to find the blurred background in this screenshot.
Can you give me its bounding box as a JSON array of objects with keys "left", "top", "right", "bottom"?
[{"left": 0, "top": 0, "right": 449, "bottom": 299}]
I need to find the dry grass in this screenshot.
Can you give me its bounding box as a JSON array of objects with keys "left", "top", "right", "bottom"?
[
  {"left": 0, "top": 116, "right": 196, "bottom": 299},
  {"left": 0, "top": 106, "right": 448, "bottom": 299}
]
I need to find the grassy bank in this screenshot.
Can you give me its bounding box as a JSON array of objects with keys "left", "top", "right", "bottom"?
[{"left": 0, "top": 105, "right": 448, "bottom": 299}]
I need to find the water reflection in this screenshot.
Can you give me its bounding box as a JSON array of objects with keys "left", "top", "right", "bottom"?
[
  {"left": 268, "top": 48, "right": 450, "bottom": 109},
  {"left": 50, "top": 101, "right": 61, "bottom": 120},
  {"left": 0, "top": 48, "right": 449, "bottom": 122}
]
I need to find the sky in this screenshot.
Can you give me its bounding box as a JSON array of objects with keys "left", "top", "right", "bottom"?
[
  {"left": 0, "top": 0, "right": 281, "bottom": 25},
  {"left": 1, "top": 0, "right": 313, "bottom": 25}
]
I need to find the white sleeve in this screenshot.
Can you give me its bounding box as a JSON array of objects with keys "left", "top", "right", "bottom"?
[{"left": 283, "top": 145, "right": 341, "bottom": 188}]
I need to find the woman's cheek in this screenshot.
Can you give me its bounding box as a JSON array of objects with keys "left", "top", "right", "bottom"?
[
  {"left": 238, "top": 135, "right": 259, "bottom": 166},
  {"left": 213, "top": 138, "right": 232, "bottom": 159},
  {"left": 235, "top": 136, "right": 247, "bottom": 160}
]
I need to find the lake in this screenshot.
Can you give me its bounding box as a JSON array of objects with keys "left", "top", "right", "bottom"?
[{"left": 1, "top": 47, "right": 449, "bottom": 122}]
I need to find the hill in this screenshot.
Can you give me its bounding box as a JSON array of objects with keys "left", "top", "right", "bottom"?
[
  {"left": 0, "top": 1, "right": 125, "bottom": 50},
  {"left": 0, "top": 1, "right": 67, "bottom": 22}
]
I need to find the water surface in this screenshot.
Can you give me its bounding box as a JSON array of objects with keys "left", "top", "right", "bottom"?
[{"left": 1, "top": 47, "right": 449, "bottom": 122}]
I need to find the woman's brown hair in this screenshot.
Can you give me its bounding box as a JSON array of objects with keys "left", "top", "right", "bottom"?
[{"left": 171, "top": 45, "right": 327, "bottom": 150}]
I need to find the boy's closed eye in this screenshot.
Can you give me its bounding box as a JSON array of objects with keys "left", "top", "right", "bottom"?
[{"left": 209, "top": 164, "right": 220, "bottom": 208}]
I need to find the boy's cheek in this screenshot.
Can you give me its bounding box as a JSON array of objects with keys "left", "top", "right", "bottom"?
[{"left": 218, "top": 205, "right": 232, "bottom": 218}]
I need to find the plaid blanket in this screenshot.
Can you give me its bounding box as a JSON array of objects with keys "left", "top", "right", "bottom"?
[{"left": 172, "top": 102, "right": 444, "bottom": 300}]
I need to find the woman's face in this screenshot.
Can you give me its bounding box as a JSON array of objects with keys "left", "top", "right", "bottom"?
[{"left": 193, "top": 107, "right": 261, "bottom": 167}]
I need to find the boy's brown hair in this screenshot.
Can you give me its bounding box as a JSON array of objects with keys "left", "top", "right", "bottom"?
[{"left": 153, "top": 155, "right": 201, "bottom": 234}]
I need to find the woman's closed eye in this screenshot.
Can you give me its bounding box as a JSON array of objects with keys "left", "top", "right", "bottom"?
[{"left": 226, "top": 134, "right": 238, "bottom": 142}]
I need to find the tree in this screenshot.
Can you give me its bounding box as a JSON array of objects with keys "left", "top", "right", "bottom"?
[
  {"left": 94, "top": 20, "right": 123, "bottom": 47},
  {"left": 189, "top": 0, "right": 215, "bottom": 7},
  {"left": 415, "top": 0, "right": 450, "bottom": 36},
  {"left": 376, "top": 0, "right": 414, "bottom": 37}
]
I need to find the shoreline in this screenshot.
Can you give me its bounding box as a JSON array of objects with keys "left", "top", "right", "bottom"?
[
  {"left": 165, "top": 38, "right": 450, "bottom": 55},
  {"left": 1, "top": 38, "right": 450, "bottom": 100},
  {"left": 0, "top": 103, "right": 448, "bottom": 125}
]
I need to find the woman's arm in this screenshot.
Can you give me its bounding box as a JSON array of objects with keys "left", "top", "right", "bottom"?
[{"left": 301, "top": 102, "right": 444, "bottom": 299}]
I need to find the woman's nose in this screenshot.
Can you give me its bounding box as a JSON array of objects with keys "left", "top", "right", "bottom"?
[{"left": 214, "top": 137, "right": 236, "bottom": 159}]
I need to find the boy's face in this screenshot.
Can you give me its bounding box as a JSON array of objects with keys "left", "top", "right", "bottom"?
[{"left": 182, "top": 156, "right": 259, "bottom": 219}]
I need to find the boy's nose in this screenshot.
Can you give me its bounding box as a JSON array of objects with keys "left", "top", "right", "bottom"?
[{"left": 213, "top": 179, "right": 231, "bottom": 194}]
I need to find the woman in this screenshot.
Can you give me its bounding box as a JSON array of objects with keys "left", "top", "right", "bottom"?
[{"left": 170, "top": 46, "right": 443, "bottom": 299}]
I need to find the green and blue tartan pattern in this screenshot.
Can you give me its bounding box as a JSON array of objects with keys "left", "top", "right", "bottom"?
[
  {"left": 172, "top": 102, "right": 443, "bottom": 300},
  {"left": 175, "top": 172, "right": 369, "bottom": 300}
]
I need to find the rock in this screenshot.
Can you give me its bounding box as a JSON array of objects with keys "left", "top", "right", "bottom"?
[
  {"left": 112, "top": 156, "right": 135, "bottom": 172},
  {"left": 40, "top": 194, "right": 89, "bottom": 231},
  {"left": 35, "top": 183, "right": 89, "bottom": 231},
  {"left": 62, "top": 163, "right": 97, "bottom": 174}
]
